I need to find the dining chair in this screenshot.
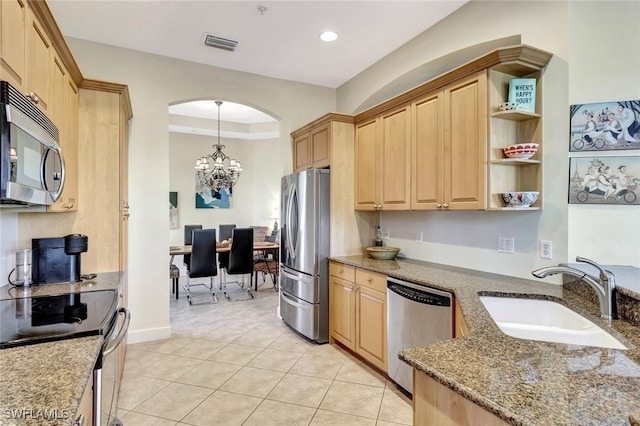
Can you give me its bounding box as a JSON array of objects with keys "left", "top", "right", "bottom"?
[
  {"left": 184, "top": 228, "right": 218, "bottom": 305},
  {"left": 221, "top": 227, "right": 254, "bottom": 301},
  {"left": 218, "top": 224, "right": 236, "bottom": 275},
  {"left": 183, "top": 224, "right": 202, "bottom": 273}
]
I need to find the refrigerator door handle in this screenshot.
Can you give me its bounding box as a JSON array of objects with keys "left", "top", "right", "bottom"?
[{"left": 286, "top": 184, "right": 297, "bottom": 260}]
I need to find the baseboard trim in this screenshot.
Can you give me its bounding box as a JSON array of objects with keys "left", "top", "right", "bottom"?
[{"left": 126, "top": 326, "right": 172, "bottom": 344}]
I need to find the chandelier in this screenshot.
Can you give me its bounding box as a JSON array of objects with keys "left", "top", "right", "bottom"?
[{"left": 194, "top": 100, "right": 243, "bottom": 192}]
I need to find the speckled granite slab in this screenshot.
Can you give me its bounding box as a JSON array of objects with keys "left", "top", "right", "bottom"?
[
  {"left": 330, "top": 255, "right": 640, "bottom": 426},
  {"left": 0, "top": 336, "right": 103, "bottom": 426}
]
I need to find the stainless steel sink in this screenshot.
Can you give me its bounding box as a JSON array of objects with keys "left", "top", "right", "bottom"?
[{"left": 480, "top": 296, "right": 627, "bottom": 350}]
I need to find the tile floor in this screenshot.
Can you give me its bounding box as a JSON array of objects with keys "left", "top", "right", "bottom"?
[{"left": 117, "top": 280, "right": 412, "bottom": 425}]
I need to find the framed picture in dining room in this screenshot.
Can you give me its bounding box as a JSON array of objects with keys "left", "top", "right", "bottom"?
[
  {"left": 568, "top": 156, "right": 640, "bottom": 205},
  {"left": 570, "top": 100, "right": 640, "bottom": 152},
  {"left": 195, "top": 174, "right": 232, "bottom": 209},
  {"left": 169, "top": 191, "right": 179, "bottom": 229}
]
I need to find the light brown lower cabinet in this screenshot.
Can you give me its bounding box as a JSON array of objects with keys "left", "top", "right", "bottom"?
[
  {"left": 454, "top": 298, "right": 470, "bottom": 338},
  {"left": 329, "top": 261, "right": 387, "bottom": 372},
  {"left": 413, "top": 370, "right": 509, "bottom": 426},
  {"left": 74, "top": 372, "right": 93, "bottom": 426}
]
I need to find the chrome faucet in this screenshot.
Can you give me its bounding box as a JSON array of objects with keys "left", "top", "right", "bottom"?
[{"left": 531, "top": 256, "right": 616, "bottom": 322}]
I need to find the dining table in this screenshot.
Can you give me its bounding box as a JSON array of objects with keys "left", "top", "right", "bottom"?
[{"left": 169, "top": 242, "right": 279, "bottom": 293}]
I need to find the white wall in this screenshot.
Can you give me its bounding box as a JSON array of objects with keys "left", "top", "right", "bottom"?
[
  {"left": 0, "top": 212, "right": 19, "bottom": 283},
  {"left": 64, "top": 39, "right": 335, "bottom": 342},
  {"left": 337, "top": 1, "right": 571, "bottom": 279},
  {"left": 567, "top": 1, "right": 640, "bottom": 266},
  {"left": 168, "top": 132, "right": 281, "bottom": 246}
]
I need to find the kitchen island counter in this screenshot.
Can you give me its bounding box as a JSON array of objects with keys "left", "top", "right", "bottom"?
[{"left": 330, "top": 255, "right": 640, "bottom": 425}]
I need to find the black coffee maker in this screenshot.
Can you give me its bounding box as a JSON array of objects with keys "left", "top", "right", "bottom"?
[{"left": 31, "top": 234, "right": 88, "bottom": 284}]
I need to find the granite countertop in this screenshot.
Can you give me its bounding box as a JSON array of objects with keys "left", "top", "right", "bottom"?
[
  {"left": 0, "top": 336, "right": 103, "bottom": 426},
  {"left": 330, "top": 255, "right": 640, "bottom": 426},
  {"left": 0, "top": 272, "right": 123, "bottom": 425}
]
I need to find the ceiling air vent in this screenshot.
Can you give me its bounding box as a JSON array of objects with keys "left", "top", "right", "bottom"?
[{"left": 204, "top": 34, "right": 238, "bottom": 52}]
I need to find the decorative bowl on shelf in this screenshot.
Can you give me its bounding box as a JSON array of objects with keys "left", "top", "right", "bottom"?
[
  {"left": 502, "top": 143, "right": 539, "bottom": 159},
  {"left": 365, "top": 246, "right": 400, "bottom": 260},
  {"left": 500, "top": 191, "right": 539, "bottom": 208},
  {"left": 498, "top": 101, "right": 520, "bottom": 111}
]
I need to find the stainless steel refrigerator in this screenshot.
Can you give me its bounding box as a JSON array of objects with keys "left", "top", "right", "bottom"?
[{"left": 280, "top": 169, "right": 330, "bottom": 343}]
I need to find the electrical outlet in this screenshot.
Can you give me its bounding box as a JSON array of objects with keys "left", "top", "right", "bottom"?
[
  {"left": 384, "top": 228, "right": 390, "bottom": 240},
  {"left": 498, "top": 237, "right": 515, "bottom": 254},
  {"left": 416, "top": 230, "right": 424, "bottom": 243},
  {"left": 540, "top": 240, "right": 553, "bottom": 259}
]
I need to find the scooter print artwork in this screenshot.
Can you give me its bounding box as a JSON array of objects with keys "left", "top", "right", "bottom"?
[
  {"left": 570, "top": 100, "right": 640, "bottom": 152},
  {"left": 569, "top": 157, "right": 640, "bottom": 205}
]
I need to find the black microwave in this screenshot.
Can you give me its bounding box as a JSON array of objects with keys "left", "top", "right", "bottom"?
[{"left": 0, "top": 80, "right": 65, "bottom": 207}]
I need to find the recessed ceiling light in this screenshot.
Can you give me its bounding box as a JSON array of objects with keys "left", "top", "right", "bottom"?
[{"left": 320, "top": 31, "right": 338, "bottom": 42}]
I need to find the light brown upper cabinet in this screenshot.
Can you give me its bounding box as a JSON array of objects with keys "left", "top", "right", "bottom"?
[
  {"left": 24, "top": 6, "right": 51, "bottom": 113},
  {"left": 355, "top": 45, "right": 551, "bottom": 212},
  {"left": 487, "top": 66, "right": 543, "bottom": 210},
  {"left": 292, "top": 121, "right": 331, "bottom": 171},
  {"left": 412, "top": 71, "right": 488, "bottom": 211},
  {"left": 355, "top": 103, "right": 411, "bottom": 211},
  {"left": 47, "top": 53, "right": 78, "bottom": 212},
  {"left": 291, "top": 114, "right": 354, "bottom": 172},
  {"left": 0, "top": 0, "right": 27, "bottom": 90}
]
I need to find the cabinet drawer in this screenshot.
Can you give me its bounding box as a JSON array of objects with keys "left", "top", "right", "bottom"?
[
  {"left": 355, "top": 268, "right": 386, "bottom": 293},
  {"left": 330, "top": 262, "right": 355, "bottom": 282}
]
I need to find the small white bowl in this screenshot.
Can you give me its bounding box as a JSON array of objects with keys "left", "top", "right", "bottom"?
[
  {"left": 501, "top": 191, "right": 539, "bottom": 208},
  {"left": 499, "top": 101, "right": 520, "bottom": 111}
]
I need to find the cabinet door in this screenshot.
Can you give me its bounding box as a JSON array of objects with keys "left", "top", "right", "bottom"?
[
  {"left": 25, "top": 8, "right": 51, "bottom": 112},
  {"left": 356, "top": 286, "right": 387, "bottom": 372},
  {"left": 119, "top": 99, "right": 129, "bottom": 272},
  {"left": 454, "top": 299, "right": 469, "bottom": 338},
  {"left": 443, "top": 71, "right": 487, "bottom": 210},
  {"left": 78, "top": 89, "right": 121, "bottom": 273},
  {"left": 329, "top": 276, "right": 356, "bottom": 350},
  {"left": 412, "top": 91, "right": 444, "bottom": 210},
  {"left": 47, "top": 55, "right": 74, "bottom": 212},
  {"left": 0, "top": 0, "right": 27, "bottom": 90},
  {"left": 354, "top": 118, "right": 379, "bottom": 210},
  {"left": 64, "top": 78, "right": 79, "bottom": 211},
  {"left": 293, "top": 132, "right": 311, "bottom": 172},
  {"left": 380, "top": 104, "right": 411, "bottom": 210},
  {"left": 311, "top": 122, "right": 330, "bottom": 169}
]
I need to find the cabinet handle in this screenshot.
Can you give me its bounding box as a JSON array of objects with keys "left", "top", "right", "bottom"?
[
  {"left": 25, "top": 92, "right": 39, "bottom": 104},
  {"left": 436, "top": 203, "right": 443, "bottom": 209},
  {"left": 64, "top": 203, "right": 74, "bottom": 209},
  {"left": 123, "top": 212, "right": 130, "bottom": 218},
  {"left": 345, "top": 285, "right": 356, "bottom": 292},
  {"left": 367, "top": 278, "right": 372, "bottom": 283},
  {"left": 443, "top": 204, "right": 449, "bottom": 209},
  {"left": 74, "top": 414, "right": 85, "bottom": 426}
]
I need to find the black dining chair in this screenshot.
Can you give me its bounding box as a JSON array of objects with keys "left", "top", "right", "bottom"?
[
  {"left": 221, "top": 227, "right": 254, "bottom": 301},
  {"left": 183, "top": 224, "right": 202, "bottom": 273},
  {"left": 184, "top": 228, "right": 218, "bottom": 305},
  {"left": 218, "top": 224, "right": 236, "bottom": 274}
]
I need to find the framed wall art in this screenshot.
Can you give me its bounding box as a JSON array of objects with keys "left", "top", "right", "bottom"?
[
  {"left": 568, "top": 156, "right": 640, "bottom": 205},
  {"left": 570, "top": 100, "right": 640, "bottom": 152},
  {"left": 169, "top": 191, "right": 178, "bottom": 229},
  {"left": 195, "top": 174, "right": 231, "bottom": 209}
]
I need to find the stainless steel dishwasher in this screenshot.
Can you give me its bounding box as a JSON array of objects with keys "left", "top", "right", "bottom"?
[{"left": 387, "top": 277, "right": 452, "bottom": 395}]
